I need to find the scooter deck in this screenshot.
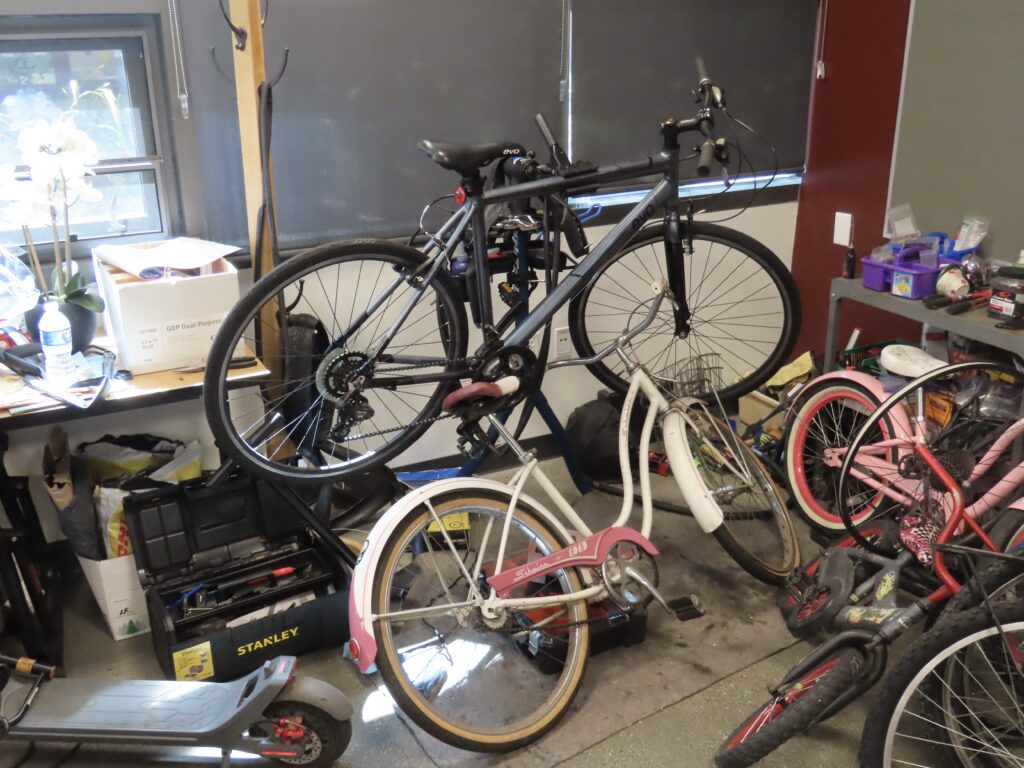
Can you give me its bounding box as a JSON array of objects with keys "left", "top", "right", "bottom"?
[{"left": 3, "top": 657, "right": 296, "bottom": 743}]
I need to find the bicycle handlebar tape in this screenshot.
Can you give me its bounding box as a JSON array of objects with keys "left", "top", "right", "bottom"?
[{"left": 697, "top": 139, "right": 715, "bottom": 176}]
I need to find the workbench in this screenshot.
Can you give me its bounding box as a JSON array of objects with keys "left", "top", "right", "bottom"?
[{"left": 824, "top": 277, "right": 1024, "bottom": 371}]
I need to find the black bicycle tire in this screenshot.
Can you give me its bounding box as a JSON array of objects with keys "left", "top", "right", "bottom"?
[
  {"left": 262, "top": 700, "right": 352, "bottom": 768},
  {"left": 702, "top": 424, "right": 800, "bottom": 585},
  {"left": 858, "top": 603, "right": 1024, "bottom": 767},
  {"left": 204, "top": 239, "right": 468, "bottom": 486},
  {"left": 715, "top": 647, "right": 867, "bottom": 768},
  {"left": 568, "top": 220, "right": 800, "bottom": 401},
  {"left": 371, "top": 488, "right": 590, "bottom": 752},
  {"left": 711, "top": 522, "right": 794, "bottom": 587}
]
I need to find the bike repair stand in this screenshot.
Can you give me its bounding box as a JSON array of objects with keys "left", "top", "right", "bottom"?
[{"left": 399, "top": 228, "right": 591, "bottom": 492}]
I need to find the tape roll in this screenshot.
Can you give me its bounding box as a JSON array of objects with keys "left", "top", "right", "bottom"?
[{"left": 936, "top": 266, "right": 969, "bottom": 300}]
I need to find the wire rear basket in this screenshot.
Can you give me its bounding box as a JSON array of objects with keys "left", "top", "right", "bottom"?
[{"left": 669, "top": 354, "right": 724, "bottom": 398}]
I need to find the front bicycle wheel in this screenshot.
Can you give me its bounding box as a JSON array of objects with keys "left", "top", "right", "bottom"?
[
  {"left": 371, "top": 488, "right": 590, "bottom": 752},
  {"left": 859, "top": 603, "right": 1024, "bottom": 767},
  {"left": 669, "top": 404, "right": 800, "bottom": 585},
  {"left": 715, "top": 646, "right": 867, "bottom": 768},
  {"left": 204, "top": 240, "right": 467, "bottom": 485},
  {"left": 569, "top": 221, "right": 799, "bottom": 401}
]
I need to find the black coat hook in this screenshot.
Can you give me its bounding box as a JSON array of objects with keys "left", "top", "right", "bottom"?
[
  {"left": 218, "top": 0, "right": 248, "bottom": 50},
  {"left": 209, "top": 46, "right": 234, "bottom": 84},
  {"left": 268, "top": 48, "right": 290, "bottom": 88}
]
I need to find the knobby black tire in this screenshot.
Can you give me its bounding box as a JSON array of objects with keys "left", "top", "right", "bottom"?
[
  {"left": 262, "top": 701, "right": 352, "bottom": 768},
  {"left": 858, "top": 603, "right": 1024, "bottom": 768},
  {"left": 569, "top": 221, "right": 800, "bottom": 401},
  {"left": 204, "top": 239, "right": 468, "bottom": 486},
  {"left": 715, "top": 647, "right": 867, "bottom": 768}
]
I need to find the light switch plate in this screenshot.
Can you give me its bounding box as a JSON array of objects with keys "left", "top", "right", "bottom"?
[{"left": 833, "top": 212, "right": 853, "bottom": 247}]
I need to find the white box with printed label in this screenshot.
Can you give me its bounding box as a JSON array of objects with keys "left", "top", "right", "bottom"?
[
  {"left": 77, "top": 553, "right": 151, "bottom": 641},
  {"left": 92, "top": 243, "right": 240, "bottom": 375}
]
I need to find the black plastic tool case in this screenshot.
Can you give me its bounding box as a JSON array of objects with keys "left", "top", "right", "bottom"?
[{"left": 124, "top": 472, "right": 348, "bottom": 681}]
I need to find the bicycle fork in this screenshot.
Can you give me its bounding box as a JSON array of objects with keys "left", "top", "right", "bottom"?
[{"left": 663, "top": 208, "right": 692, "bottom": 337}]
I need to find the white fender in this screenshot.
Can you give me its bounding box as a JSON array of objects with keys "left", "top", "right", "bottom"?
[
  {"left": 347, "top": 477, "right": 574, "bottom": 673},
  {"left": 661, "top": 408, "right": 725, "bottom": 533}
]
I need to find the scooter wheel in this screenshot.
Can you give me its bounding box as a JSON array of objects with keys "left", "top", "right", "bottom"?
[{"left": 260, "top": 701, "right": 352, "bottom": 768}]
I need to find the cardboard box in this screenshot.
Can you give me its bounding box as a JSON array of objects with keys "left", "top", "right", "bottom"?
[
  {"left": 739, "top": 390, "right": 783, "bottom": 431},
  {"left": 92, "top": 243, "right": 240, "bottom": 374},
  {"left": 78, "top": 553, "right": 151, "bottom": 641}
]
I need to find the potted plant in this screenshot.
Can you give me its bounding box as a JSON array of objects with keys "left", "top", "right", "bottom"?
[{"left": 1, "top": 95, "right": 106, "bottom": 352}]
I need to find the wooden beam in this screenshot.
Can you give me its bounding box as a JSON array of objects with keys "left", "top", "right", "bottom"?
[
  {"left": 229, "top": 0, "right": 280, "bottom": 367},
  {"left": 228, "top": 0, "right": 290, "bottom": 458}
]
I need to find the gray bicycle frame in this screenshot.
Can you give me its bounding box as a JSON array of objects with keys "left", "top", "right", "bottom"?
[{"left": 357, "top": 148, "right": 682, "bottom": 371}]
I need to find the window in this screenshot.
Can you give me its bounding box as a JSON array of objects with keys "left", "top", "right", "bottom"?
[
  {"left": 0, "top": 30, "right": 169, "bottom": 253},
  {"left": 568, "top": 0, "right": 817, "bottom": 179}
]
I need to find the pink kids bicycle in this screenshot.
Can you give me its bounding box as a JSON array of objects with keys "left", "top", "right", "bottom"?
[{"left": 715, "top": 352, "right": 1024, "bottom": 767}]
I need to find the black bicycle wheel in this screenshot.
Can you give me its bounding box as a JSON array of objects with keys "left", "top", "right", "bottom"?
[
  {"left": 205, "top": 240, "right": 467, "bottom": 485},
  {"left": 715, "top": 646, "right": 867, "bottom": 768},
  {"left": 569, "top": 221, "right": 800, "bottom": 401},
  {"left": 859, "top": 602, "right": 1024, "bottom": 767},
  {"left": 671, "top": 405, "right": 800, "bottom": 585}
]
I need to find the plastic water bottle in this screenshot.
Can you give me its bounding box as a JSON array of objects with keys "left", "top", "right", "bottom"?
[{"left": 38, "top": 302, "right": 76, "bottom": 382}]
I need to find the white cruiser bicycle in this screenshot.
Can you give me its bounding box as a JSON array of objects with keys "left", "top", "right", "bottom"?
[{"left": 347, "top": 281, "right": 800, "bottom": 752}]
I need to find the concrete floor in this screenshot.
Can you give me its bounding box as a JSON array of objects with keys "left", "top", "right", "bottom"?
[{"left": 0, "top": 460, "right": 875, "bottom": 768}]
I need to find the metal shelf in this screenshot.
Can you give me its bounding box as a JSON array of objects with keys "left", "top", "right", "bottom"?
[{"left": 824, "top": 277, "right": 1024, "bottom": 370}]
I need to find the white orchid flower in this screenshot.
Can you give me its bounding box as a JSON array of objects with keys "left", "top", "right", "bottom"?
[{"left": 17, "top": 117, "right": 99, "bottom": 186}]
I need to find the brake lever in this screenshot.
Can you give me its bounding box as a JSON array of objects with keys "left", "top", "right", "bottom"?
[
  {"left": 711, "top": 85, "right": 726, "bottom": 109},
  {"left": 713, "top": 137, "right": 730, "bottom": 167}
]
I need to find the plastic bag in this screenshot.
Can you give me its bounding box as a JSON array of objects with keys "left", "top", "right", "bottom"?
[
  {"left": 94, "top": 441, "right": 202, "bottom": 558},
  {"left": 79, "top": 433, "right": 183, "bottom": 483},
  {"left": 0, "top": 244, "right": 40, "bottom": 324}
]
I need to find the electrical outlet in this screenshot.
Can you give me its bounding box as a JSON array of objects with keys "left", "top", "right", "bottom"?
[
  {"left": 554, "top": 326, "right": 572, "bottom": 360},
  {"left": 833, "top": 212, "right": 853, "bottom": 246}
]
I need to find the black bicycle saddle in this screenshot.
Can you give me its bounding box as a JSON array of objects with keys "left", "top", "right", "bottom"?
[{"left": 417, "top": 140, "right": 525, "bottom": 177}]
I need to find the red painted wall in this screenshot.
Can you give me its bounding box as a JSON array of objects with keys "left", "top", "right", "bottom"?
[{"left": 792, "top": 0, "right": 915, "bottom": 356}]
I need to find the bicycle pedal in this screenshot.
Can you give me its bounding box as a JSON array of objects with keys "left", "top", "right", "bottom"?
[{"left": 667, "top": 594, "right": 704, "bottom": 622}]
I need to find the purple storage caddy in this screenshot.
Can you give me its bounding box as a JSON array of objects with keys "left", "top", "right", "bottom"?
[{"left": 861, "top": 244, "right": 941, "bottom": 300}]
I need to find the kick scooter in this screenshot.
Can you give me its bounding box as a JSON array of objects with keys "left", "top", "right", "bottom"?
[{"left": 0, "top": 653, "right": 352, "bottom": 767}]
